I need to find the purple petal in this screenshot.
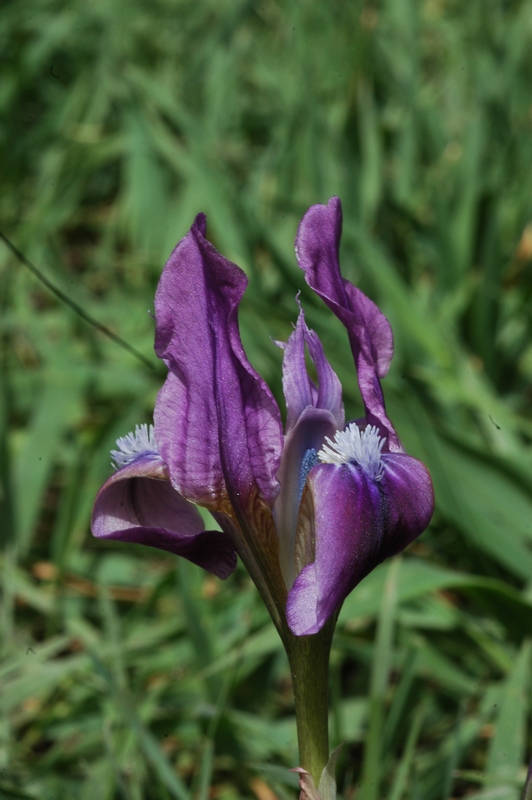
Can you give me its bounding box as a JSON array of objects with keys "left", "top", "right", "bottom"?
[
  {"left": 286, "top": 463, "right": 384, "bottom": 635},
  {"left": 379, "top": 453, "right": 434, "bottom": 552},
  {"left": 154, "top": 214, "right": 283, "bottom": 512},
  {"left": 281, "top": 307, "right": 344, "bottom": 433},
  {"left": 295, "top": 198, "right": 399, "bottom": 450},
  {"left": 91, "top": 454, "right": 237, "bottom": 579},
  {"left": 274, "top": 309, "right": 344, "bottom": 589},
  {"left": 286, "top": 453, "right": 434, "bottom": 635},
  {"left": 274, "top": 406, "right": 339, "bottom": 589}
]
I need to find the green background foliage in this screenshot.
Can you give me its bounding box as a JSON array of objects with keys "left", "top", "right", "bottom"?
[{"left": 1, "top": 0, "right": 532, "bottom": 797}]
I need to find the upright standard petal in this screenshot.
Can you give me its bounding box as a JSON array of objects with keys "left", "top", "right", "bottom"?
[
  {"left": 274, "top": 310, "right": 344, "bottom": 588},
  {"left": 154, "top": 214, "right": 284, "bottom": 513},
  {"left": 295, "top": 198, "right": 399, "bottom": 450},
  {"left": 280, "top": 307, "right": 344, "bottom": 434},
  {"left": 91, "top": 453, "right": 237, "bottom": 579}
]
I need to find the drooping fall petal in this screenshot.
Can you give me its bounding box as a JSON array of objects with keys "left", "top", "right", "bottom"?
[
  {"left": 286, "top": 462, "right": 384, "bottom": 636},
  {"left": 91, "top": 453, "right": 237, "bottom": 579},
  {"left": 286, "top": 450, "right": 434, "bottom": 636},
  {"left": 378, "top": 453, "right": 435, "bottom": 555}
]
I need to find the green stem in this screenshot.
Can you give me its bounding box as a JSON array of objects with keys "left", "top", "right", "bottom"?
[{"left": 283, "top": 621, "right": 335, "bottom": 786}]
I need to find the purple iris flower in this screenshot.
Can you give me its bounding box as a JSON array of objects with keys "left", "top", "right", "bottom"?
[{"left": 91, "top": 197, "right": 434, "bottom": 636}]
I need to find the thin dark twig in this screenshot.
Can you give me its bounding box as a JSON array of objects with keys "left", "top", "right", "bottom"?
[{"left": 0, "top": 228, "right": 155, "bottom": 371}]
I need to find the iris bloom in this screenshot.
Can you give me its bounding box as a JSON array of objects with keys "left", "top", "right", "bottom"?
[{"left": 91, "top": 197, "right": 433, "bottom": 637}]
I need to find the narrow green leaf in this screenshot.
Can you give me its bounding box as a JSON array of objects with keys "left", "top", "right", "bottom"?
[
  {"left": 387, "top": 701, "right": 426, "bottom": 800},
  {"left": 194, "top": 739, "right": 214, "bottom": 800},
  {"left": 13, "top": 379, "right": 82, "bottom": 554},
  {"left": 486, "top": 641, "right": 530, "bottom": 800},
  {"left": 359, "top": 557, "right": 401, "bottom": 800}
]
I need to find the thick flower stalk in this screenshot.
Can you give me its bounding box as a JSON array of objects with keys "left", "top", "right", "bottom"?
[{"left": 91, "top": 197, "right": 434, "bottom": 785}]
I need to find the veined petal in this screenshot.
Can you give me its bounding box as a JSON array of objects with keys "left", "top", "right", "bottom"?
[
  {"left": 154, "top": 214, "right": 283, "bottom": 512},
  {"left": 286, "top": 463, "right": 384, "bottom": 635},
  {"left": 295, "top": 197, "right": 399, "bottom": 450},
  {"left": 281, "top": 307, "right": 344, "bottom": 433},
  {"left": 274, "top": 309, "right": 344, "bottom": 589},
  {"left": 379, "top": 453, "right": 434, "bottom": 552},
  {"left": 286, "top": 452, "right": 433, "bottom": 635},
  {"left": 274, "top": 406, "right": 339, "bottom": 590},
  {"left": 91, "top": 453, "right": 237, "bottom": 579}
]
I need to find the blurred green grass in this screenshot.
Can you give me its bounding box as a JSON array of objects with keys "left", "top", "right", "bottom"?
[{"left": 1, "top": 0, "right": 532, "bottom": 797}]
